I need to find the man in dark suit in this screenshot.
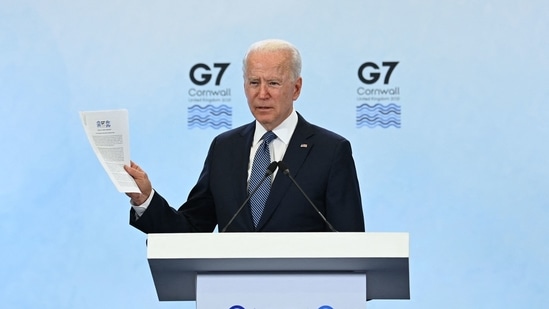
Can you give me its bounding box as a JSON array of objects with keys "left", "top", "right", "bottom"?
[{"left": 125, "top": 39, "right": 365, "bottom": 233}]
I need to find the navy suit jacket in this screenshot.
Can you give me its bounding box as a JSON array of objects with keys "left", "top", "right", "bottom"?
[{"left": 130, "top": 114, "right": 365, "bottom": 233}]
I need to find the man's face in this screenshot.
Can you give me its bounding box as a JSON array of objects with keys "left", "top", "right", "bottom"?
[{"left": 244, "top": 50, "right": 302, "bottom": 131}]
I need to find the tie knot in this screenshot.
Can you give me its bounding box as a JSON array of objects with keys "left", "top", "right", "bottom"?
[{"left": 262, "top": 131, "right": 277, "bottom": 145}]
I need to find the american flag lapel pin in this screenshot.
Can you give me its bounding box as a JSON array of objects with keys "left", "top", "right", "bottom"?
[{"left": 300, "top": 144, "right": 308, "bottom": 148}]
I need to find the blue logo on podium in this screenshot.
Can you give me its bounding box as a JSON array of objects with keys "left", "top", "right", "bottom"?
[{"left": 229, "top": 305, "right": 334, "bottom": 309}]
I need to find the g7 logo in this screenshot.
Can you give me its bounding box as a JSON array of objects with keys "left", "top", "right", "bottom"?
[
  {"left": 358, "top": 61, "right": 399, "bottom": 85},
  {"left": 190, "top": 63, "right": 230, "bottom": 86}
]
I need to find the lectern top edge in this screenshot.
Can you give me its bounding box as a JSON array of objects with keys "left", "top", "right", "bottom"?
[{"left": 147, "top": 232, "right": 409, "bottom": 260}]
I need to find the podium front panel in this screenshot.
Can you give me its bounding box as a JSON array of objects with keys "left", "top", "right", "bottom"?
[{"left": 196, "top": 273, "right": 367, "bottom": 309}]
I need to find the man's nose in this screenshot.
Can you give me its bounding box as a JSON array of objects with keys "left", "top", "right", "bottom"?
[{"left": 258, "top": 83, "right": 269, "bottom": 98}]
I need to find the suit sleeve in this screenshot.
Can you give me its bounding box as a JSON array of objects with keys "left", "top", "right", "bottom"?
[
  {"left": 129, "top": 140, "right": 219, "bottom": 233},
  {"left": 129, "top": 192, "right": 196, "bottom": 233},
  {"left": 325, "top": 139, "right": 365, "bottom": 232}
]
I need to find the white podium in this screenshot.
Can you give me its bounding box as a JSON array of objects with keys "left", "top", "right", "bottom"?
[{"left": 146, "top": 232, "right": 409, "bottom": 308}]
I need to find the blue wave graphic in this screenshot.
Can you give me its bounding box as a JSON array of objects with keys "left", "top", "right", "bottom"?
[
  {"left": 356, "top": 103, "right": 401, "bottom": 128},
  {"left": 188, "top": 104, "right": 232, "bottom": 129}
]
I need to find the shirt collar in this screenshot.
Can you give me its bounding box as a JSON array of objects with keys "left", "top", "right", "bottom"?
[{"left": 253, "top": 109, "right": 298, "bottom": 145}]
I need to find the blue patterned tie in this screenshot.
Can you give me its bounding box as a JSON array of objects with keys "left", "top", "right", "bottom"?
[{"left": 249, "top": 131, "right": 277, "bottom": 227}]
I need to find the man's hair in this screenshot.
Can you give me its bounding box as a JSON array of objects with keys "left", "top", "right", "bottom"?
[{"left": 242, "top": 39, "right": 302, "bottom": 81}]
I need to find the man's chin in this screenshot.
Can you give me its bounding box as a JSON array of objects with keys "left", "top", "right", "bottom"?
[
  {"left": 256, "top": 118, "right": 277, "bottom": 130},
  {"left": 254, "top": 113, "right": 274, "bottom": 123}
]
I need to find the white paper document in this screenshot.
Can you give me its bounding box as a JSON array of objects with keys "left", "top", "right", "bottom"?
[{"left": 80, "top": 109, "right": 140, "bottom": 193}]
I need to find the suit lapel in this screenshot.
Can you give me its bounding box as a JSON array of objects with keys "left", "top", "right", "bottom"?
[
  {"left": 256, "top": 114, "right": 315, "bottom": 230},
  {"left": 227, "top": 122, "right": 256, "bottom": 231}
]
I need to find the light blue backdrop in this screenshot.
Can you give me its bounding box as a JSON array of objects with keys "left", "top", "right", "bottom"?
[{"left": 1, "top": 0, "right": 547, "bottom": 308}]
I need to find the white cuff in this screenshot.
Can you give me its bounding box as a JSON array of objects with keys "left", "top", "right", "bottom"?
[{"left": 131, "top": 189, "right": 155, "bottom": 217}]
